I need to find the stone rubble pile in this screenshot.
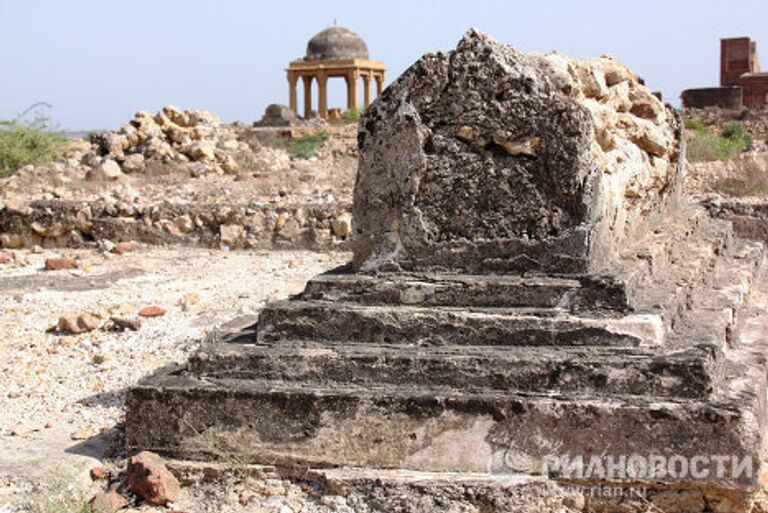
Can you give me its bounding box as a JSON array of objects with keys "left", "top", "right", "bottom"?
[
  {"left": 0, "top": 106, "right": 359, "bottom": 250},
  {"left": 85, "top": 106, "right": 258, "bottom": 179}
]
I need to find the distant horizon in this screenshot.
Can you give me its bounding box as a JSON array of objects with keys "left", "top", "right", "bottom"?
[{"left": 2, "top": 0, "right": 767, "bottom": 131}]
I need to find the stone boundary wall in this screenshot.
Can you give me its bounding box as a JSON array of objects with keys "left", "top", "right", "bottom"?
[
  {"left": 705, "top": 197, "right": 768, "bottom": 243},
  {"left": 0, "top": 200, "right": 352, "bottom": 251}
]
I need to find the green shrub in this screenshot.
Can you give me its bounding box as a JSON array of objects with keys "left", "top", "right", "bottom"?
[
  {"left": 287, "top": 130, "right": 330, "bottom": 159},
  {"left": 686, "top": 122, "right": 752, "bottom": 162},
  {"left": 684, "top": 117, "right": 707, "bottom": 133},
  {"left": 342, "top": 107, "right": 362, "bottom": 124},
  {"left": 0, "top": 102, "right": 67, "bottom": 177},
  {"left": 721, "top": 123, "right": 752, "bottom": 146}
]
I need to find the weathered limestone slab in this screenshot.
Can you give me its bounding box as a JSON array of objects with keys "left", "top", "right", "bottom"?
[
  {"left": 302, "top": 272, "right": 629, "bottom": 311},
  {"left": 189, "top": 343, "right": 719, "bottom": 399},
  {"left": 255, "top": 300, "right": 660, "bottom": 346}
]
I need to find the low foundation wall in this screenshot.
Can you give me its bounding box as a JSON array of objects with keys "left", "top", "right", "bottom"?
[
  {"left": 705, "top": 198, "right": 768, "bottom": 243},
  {"left": 0, "top": 200, "right": 352, "bottom": 250}
]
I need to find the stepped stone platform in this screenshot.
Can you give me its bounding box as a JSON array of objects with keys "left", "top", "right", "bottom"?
[{"left": 127, "top": 30, "right": 768, "bottom": 512}]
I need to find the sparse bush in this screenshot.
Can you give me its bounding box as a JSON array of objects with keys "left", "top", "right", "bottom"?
[
  {"left": 0, "top": 102, "right": 67, "bottom": 178},
  {"left": 721, "top": 123, "right": 752, "bottom": 147},
  {"left": 686, "top": 122, "right": 752, "bottom": 162},
  {"left": 684, "top": 117, "right": 707, "bottom": 133},
  {"left": 287, "top": 130, "right": 330, "bottom": 159},
  {"left": 342, "top": 107, "right": 362, "bottom": 124}
]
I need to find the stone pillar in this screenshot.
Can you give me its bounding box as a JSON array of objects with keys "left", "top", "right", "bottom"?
[
  {"left": 302, "top": 75, "right": 313, "bottom": 118},
  {"left": 318, "top": 73, "right": 328, "bottom": 120},
  {"left": 346, "top": 70, "right": 359, "bottom": 111},
  {"left": 288, "top": 72, "right": 298, "bottom": 115},
  {"left": 375, "top": 73, "right": 384, "bottom": 97},
  {"left": 363, "top": 74, "right": 372, "bottom": 108}
]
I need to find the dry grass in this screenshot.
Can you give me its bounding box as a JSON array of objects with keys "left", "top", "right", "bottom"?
[
  {"left": 21, "top": 468, "right": 93, "bottom": 513},
  {"left": 686, "top": 119, "right": 753, "bottom": 162},
  {"left": 713, "top": 158, "right": 768, "bottom": 197}
]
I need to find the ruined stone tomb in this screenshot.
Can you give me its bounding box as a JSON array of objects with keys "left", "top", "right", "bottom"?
[{"left": 126, "top": 31, "right": 768, "bottom": 512}]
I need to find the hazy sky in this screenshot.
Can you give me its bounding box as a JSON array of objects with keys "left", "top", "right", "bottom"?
[{"left": 1, "top": 0, "right": 767, "bottom": 130}]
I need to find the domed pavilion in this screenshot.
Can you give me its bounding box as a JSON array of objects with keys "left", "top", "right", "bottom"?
[{"left": 287, "top": 24, "right": 386, "bottom": 120}]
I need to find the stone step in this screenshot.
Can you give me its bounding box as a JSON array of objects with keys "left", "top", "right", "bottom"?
[
  {"left": 255, "top": 300, "right": 663, "bottom": 347},
  {"left": 125, "top": 368, "right": 763, "bottom": 492},
  {"left": 167, "top": 459, "right": 582, "bottom": 513},
  {"left": 189, "top": 342, "right": 719, "bottom": 399},
  {"left": 165, "top": 458, "right": 752, "bottom": 513},
  {"left": 301, "top": 272, "right": 628, "bottom": 312}
]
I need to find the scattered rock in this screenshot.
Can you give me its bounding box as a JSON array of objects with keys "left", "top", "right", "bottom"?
[
  {"left": 255, "top": 103, "right": 301, "bottom": 127},
  {"left": 0, "top": 234, "right": 23, "bottom": 249},
  {"left": 220, "top": 224, "right": 245, "bottom": 248},
  {"left": 122, "top": 153, "right": 146, "bottom": 173},
  {"left": 179, "top": 293, "right": 199, "bottom": 311},
  {"left": 111, "top": 242, "right": 136, "bottom": 255},
  {"left": 57, "top": 313, "right": 100, "bottom": 334},
  {"left": 110, "top": 316, "right": 142, "bottom": 331},
  {"left": 330, "top": 212, "right": 352, "bottom": 238},
  {"left": 99, "top": 239, "right": 117, "bottom": 253},
  {"left": 70, "top": 427, "right": 95, "bottom": 440},
  {"left": 187, "top": 162, "right": 212, "bottom": 178},
  {"left": 92, "top": 353, "right": 109, "bottom": 365},
  {"left": 90, "top": 466, "right": 109, "bottom": 480},
  {"left": 45, "top": 257, "right": 79, "bottom": 271},
  {"left": 10, "top": 423, "right": 34, "bottom": 436},
  {"left": 126, "top": 451, "right": 180, "bottom": 506},
  {"left": 187, "top": 141, "right": 216, "bottom": 162},
  {"left": 138, "top": 306, "right": 165, "bottom": 318},
  {"left": 86, "top": 159, "right": 124, "bottom": 181},
  {"left": 0, "top": 251, "right": 15, "bottom": 264},
  {"left": 175, "top": 215, "right": 194, "bottom": 234},
  {"left": 90, "top": 488, "right": 129, "bottom": 513}
]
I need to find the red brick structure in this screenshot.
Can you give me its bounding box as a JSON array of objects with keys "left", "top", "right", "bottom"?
[{"left": 682, "top": 37, "right": 768, "bottom": 109}]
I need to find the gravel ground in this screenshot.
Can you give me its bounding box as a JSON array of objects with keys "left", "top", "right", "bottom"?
[{"left": 0, "top": 247, "right": 349, "bottom": 510}]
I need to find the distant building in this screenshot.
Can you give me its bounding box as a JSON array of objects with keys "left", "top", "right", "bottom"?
[
  {"left": 286, "top": 24, "right": 386, "bottom": 121},
  {"left": 681, "top": 37, "right": 768, "bottom": 109}
]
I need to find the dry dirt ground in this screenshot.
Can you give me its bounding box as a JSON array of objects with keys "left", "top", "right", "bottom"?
[{"left": 0, "top": 247, "right": 350, "bottom": 512}]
